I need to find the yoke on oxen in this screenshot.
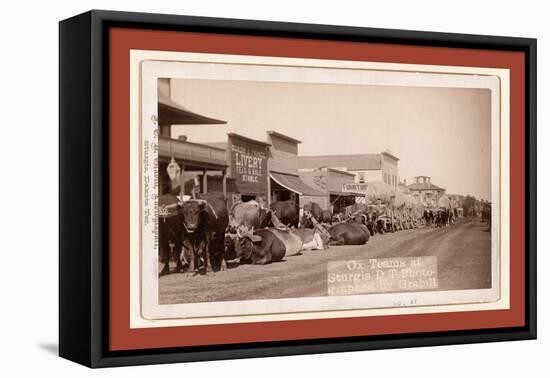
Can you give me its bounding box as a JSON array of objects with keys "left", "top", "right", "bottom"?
[{"left": 302, "top": 209, "right": 331, "bottom": 241}]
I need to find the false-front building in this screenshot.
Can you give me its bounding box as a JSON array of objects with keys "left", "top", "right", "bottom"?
[{"left": 295, "top": 151, "right": 400, "bottom": 189}]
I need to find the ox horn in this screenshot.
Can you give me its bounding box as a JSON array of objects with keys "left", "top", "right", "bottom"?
[{"left": 250, "top": 235, "right": 262, "bottom": 243}]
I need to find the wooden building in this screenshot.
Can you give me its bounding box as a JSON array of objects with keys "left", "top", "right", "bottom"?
[
  {"left": 296, "top": 151, "right": 400, "bottom": 190},
  {"left": 299, "top": 167, "right": 363, "bottom": 213},
  {"left": 266, "top": 131, "right": 326, "bottom": 207},
  {"left": 157, "top": 80, "right": 231, "bottom": 200},
  {"left": 407, "top": 176, "right": 446, "bottom": 207}
]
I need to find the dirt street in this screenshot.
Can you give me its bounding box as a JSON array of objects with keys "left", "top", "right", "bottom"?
[{"left": 159, "top": 218, "right": 492, "bottom": 304}]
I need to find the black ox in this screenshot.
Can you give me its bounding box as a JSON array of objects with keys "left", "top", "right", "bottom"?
[
  {"left": 159, "top": 194, "right": 228, "bottom": 276},
  {"left": 270, "top": 200, "right": 299, "bottom": 227}
]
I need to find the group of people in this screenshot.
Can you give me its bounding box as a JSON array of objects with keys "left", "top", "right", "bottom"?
[{"left": 422, "top": 207, "right": 455, "bottom": 228}]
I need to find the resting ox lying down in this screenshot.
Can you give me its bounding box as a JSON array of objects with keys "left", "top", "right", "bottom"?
[{"left": 225, "top": 227, "right": 329, "bottom": 265}]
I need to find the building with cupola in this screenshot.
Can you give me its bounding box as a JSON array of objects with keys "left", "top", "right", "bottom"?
[{"left": 407, "top": 176, "right": 446, "bottom": 206}]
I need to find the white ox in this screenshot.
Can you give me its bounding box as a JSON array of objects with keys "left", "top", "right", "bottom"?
[{"left": 269, "top": 228, "right": 329, "bottom": 256}]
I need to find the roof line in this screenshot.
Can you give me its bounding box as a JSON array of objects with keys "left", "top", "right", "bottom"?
[
  {"left": 228, "top": 132, "right": 271, "bottom": 147},
  {"left": 326, "top": 167, "right": 356, "bottom": 176},
  {"left": 381, "top": 151, "right": 400, "bottom": 161},
  {"left": 297, "top": 152, "right": 381, "bottom": 159},
  {"left": 267, "top": 130, "right": 302, "bottom": 144}
]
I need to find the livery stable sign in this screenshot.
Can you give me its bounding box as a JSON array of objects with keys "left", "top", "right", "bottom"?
[{"left": 228, "top": 133, "right": 268, "bottom": 197}]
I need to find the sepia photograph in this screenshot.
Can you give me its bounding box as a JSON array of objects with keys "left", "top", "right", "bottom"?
[
  {"left": 56, "top": 9, "right": 537, "bottom": 368},
  {"left": 134, "top": 54, "right": 506, "bottom": 324}
]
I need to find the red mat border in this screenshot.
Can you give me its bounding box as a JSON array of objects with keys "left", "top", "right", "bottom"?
[{"left": 109, "top": 28, "right": 525, "bottom": 351}]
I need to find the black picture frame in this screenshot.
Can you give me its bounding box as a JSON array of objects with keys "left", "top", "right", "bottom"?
[{"left": 59, "top": 9, "right": 537, "bottom": 368}]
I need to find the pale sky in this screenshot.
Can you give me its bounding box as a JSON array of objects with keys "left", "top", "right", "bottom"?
[{"left": 169, "top": 79, "right": 492, "bottom": 200}]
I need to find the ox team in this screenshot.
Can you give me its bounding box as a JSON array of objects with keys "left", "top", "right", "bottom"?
[{"left": 158, "top": 189, "right": 464, "bottom": 276}]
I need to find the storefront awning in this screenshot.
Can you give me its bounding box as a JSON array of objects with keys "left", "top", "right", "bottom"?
[
  {"left": 158, "top": 92, "right": 227, "bottom": 125},
  {"left": 270, "top": 173, "right": 326, "bottom": 197}
]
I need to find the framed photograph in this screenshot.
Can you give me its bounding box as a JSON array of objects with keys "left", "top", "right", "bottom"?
[{"left": 59, "top": 10, "right": 537, "bottom": 368}]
